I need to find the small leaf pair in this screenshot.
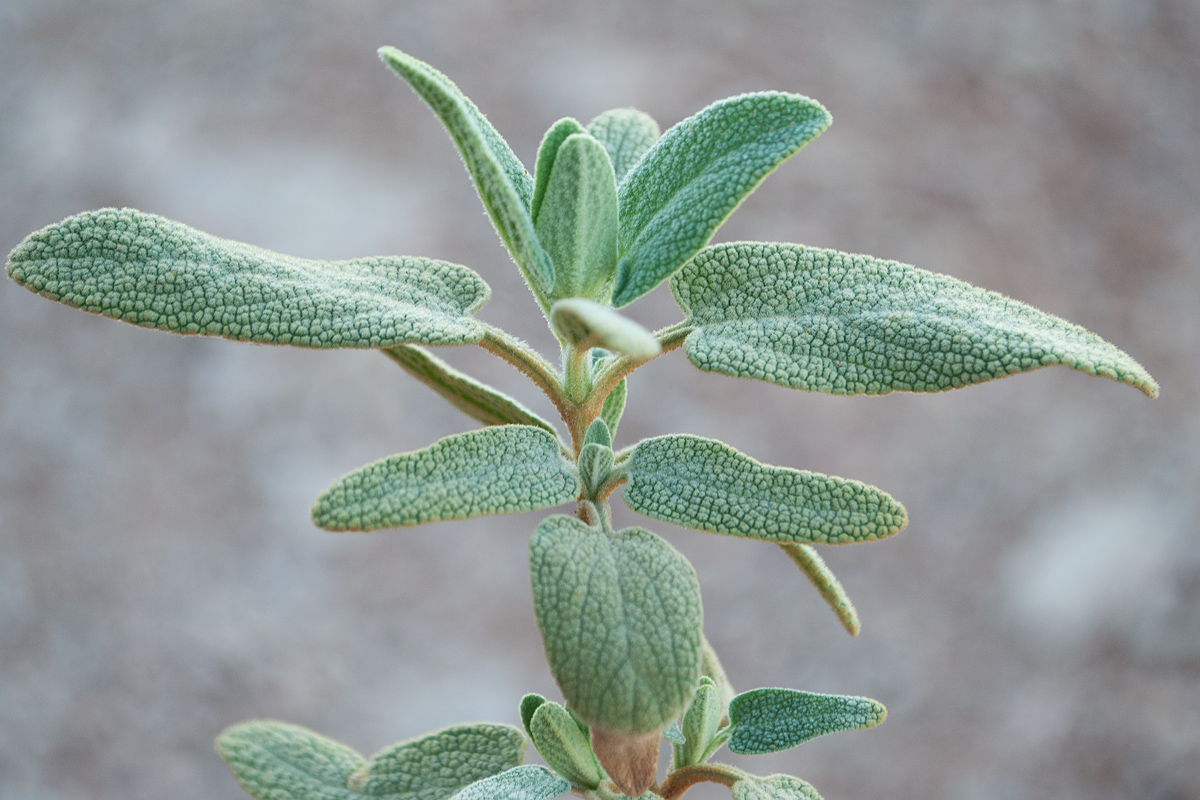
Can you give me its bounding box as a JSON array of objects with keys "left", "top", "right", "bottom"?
[{"left": 519, "top": 694, "right": 604, "bottom": 790}]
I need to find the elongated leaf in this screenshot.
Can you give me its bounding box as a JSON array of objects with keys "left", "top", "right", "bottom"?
[
  {"left": 379, "top": 47, "right": 555, "bottom": 302},
  {"left": 600, "top": 378, "right": 627, "bottom": 438},
  {"left": 535, "top": 133, "right": 619, "bottom": 301},
  {"left": 679, "top": 679, "right": 722, "bottom": 766},
  {"left": 727, "top": 688, "right": 886, "bottom": 755},
  {"left": 624, "top": 435, "right": 906, "bottom": 544},
  {"left": 385, "top": 345, "right": 557, "bottom": 433},
  {"left": 611, "top": 93, "right": 830, "bottom": 307},
  {"left": 530, "top": 515, "right": 703, "bottom": 734},
  {"left": 550, "top": 299, "right": 660, "bottom": 359},
  {"left": 577, "top": 442, "right": 616, "bottom": 500},
  {"left": 312, "top": 426, "right": 577, "bottom": 531},
  {"left": 674, "top": 241, "right": 1159, "bottom": 397},
  {"left": 6, "top": 208, "right": 489, "bottom": 347},
  {"left": 780, "top": 543, "right": 860, "bottom": 636},
  {"left": 532, "top": 118, "right": 586, "bottom": 223},
  {"left": 454, "top": 766, "right": 569, "bottom": 800},
  {"left": 587, "top": 108, "right": 660, "bottom": 184},
  {"left": 215, "top": 720, "right": 525, "bottom": 800},
  {"left": 520, "top": 694, "right": 547, "bottom": 739},
  {"left": 732, "top": 775, "right": 823, "bottom": 800},
  {"left": 528, "top": 702, "right": 603, "bottom": 788}
]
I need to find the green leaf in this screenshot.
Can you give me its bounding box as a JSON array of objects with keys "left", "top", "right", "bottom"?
[
  {"left": 520, "top": 694, "right": 547, "bottom": 739},
  {"left": 726, "top": 688, "right": 886, "bottom": 755},
  {"left": 215, "top": 720, "right": 526, "bottom": 800},
  {"left": 536, "top": 133, "right": 619, "bottom": 302},
  {"left": 673, "top": 241, "right": 1160, "bottom": 398},
  {"left": 583, "top": 418, "right": 612, "bottom": 448},
  {"left": 550, "top": 299, "right": 661, "bottom": 360},
  {"left": 600, "top": 378, "right": 628, "bottom": 439},
  {"left": 586, "top": 108, "right": 661, "bottom": 184},
  {"left": 528, "top": 702, "right": 604, "bottom": 789},
  {"left": 378, "top": 47, "right": 555, "bottom": 304},
  {"left": 385, "top": 345, "right": 557, "bottom": 434},
  {"left": 452, "top": 766, "right": 570, "bottom": 800},
  {"left": 532, "top": 118, "right": 586, "bottom": 223},
  {"left": 611, "top": 93, "right": 830, "bottom": 307},
  {"left": 530, "top": 515, "right": 704, "bottom": 734},
  {"left": 624, "top": 435, "right": 906, "bottom": 544},
  {"left": 780, "top": 543, "right": 860, "bottom": 637},
  {"left": 6, "top": 208, "right": 489, "bottom": 348},
  {"left": 577, "top": 442, "right": 616, "bottom": 501},
  {"left": 732, "top": 775, "right": 823, "bottom": 800},
  {"left": 312, "top": 426, "right": 577, "bottom": 531},
  {"left": 679, "top": 681, "right": 723, "bottom": 766}
]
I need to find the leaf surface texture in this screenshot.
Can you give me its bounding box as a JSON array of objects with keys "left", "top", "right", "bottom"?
[
  {"left": 453, "top": 766, "right": 569, "bottom": 800},
  {"left": 727, "top": 688, "right": 886, "bottom": 755},
  {"left": 586, "top": 108, "right": 660, "bottom": 183}
]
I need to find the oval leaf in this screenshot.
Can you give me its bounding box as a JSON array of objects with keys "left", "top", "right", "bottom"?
[
  {"left": 673, "top": 241, "right": 1159, "bottom": 397},
  {"left": 530, "top": 515, "right": 703, "bottom": 734},
  {"left": 733, "top": 775, "right": 823, "bottom": 800},
  {"left": 532, "top": 118, "right": 586, "bottom": 223},
  {"left": 528, "top": 702, "right": 604, "bottom": 789},
  {"left": 312, "top": 426, "right": 577, "bottom": 531},
  {"left": 379, "top": 47, "right": 555, "bottom": 304},
  {"left": 385, "top": 345, "right": 557, "bottom": 434},
  {"left": 6, "top": 208, "right": 489, "bottom": 347},
  {"left": 727, "top": 688, "right": 886, "bottom": 755},
  {"left": 453, "top": 766, "right": 569, "bottom": 800},
  {"left": 550, "top": 299, "right": 661, "bottom": 359},
  {"left": 612, "top": 93, "right": 830, "bottom": 307},
  {"left": 624, "top": 435, "right": 906, "bottom": 544},
  {"left": 586, "top": 108, "right": 661, "bottom": 184},
  {"left": 215, "top": 720, "right": 525, "bottom": 800}
]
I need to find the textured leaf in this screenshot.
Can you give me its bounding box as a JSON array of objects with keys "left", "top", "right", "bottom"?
[
  {"left": 536, "top": 133, "right": 619, "bottom": 302},
  {"left": 732, "top": 775, "right": 823, "bottom": 800},
  {"left": 528, "top": 702, "right": 603, "bottom": 788},
  {"left": 780, "top": 544, "right": 860, "bottom": 636},
  {"left": 600, "top": 378, "right": 628, "bottom": 439},
  {"left": 312, "top": 426, "right": 577, "bottom": 531},
  {"left": 727, "top": 688, "right": 886, "bottom": 755},
  {"left": 378, "top": 47, "right": 554, "bottom": 302},
  {"left": 624, "top": 435, "right": 906, "bottom": 544},
  {"left": 452, "top": 766, "right": 569, "bottom": 800},
  {"left": 673, "top": 241, "right": 1159, "bottom": 397},
  {"left": 550, "top": 299, "right": 661, "bottom": 359},
  {"left": 586, "top": 108, "right": 661, "bottom": 184},
  {"left": 679, "top": 680, "right": 723, "bottom": 766},
  {"left": 530, "top": 515, "right": 704, "bottom": 734},
  {"left": 6, "top": 208, "right": 489, "bottom": 347},
  {"left": 215, "top": 720, "right": 525, "bottom": 800},
  {"left": 520, "top": 694, "right": 547, "bottom": 739},
  {"left": 532, "top": 118, "right": 586, "bottom": 223},
  {"left": 611, "top": 93, "right": 830, "bottom": 307},
  {"left": 385, "top": 345, "right": 557, "bottom": 433},
  {"left": 583, "top": 418, "right": 612, "bottom": 448},
  {"left": 577, "top": 442, "right": 616, "bottom": 500}
]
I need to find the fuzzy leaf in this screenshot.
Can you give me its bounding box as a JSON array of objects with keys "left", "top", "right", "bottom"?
[
  {"left": 727, "top": 688, "right": 886, "bottom": 755},
  {"left": 600, "top": 378, "right": 628, "bottom": 438},
  {"left": 679, "top": 681, "right": 723, "bottom": 766},
  {"left": 6, "top": 208, "right": 489, "bottom": 347},
  {"left": 624, "top": 435, "right": 906, "bottom": 544},
  {"left": 780, "top": 544, "right": 860, "bottom": 636},
  {"left": 528, "top": 702, "right": 604, "bottom": 789},
  {"left": 586, "top": 108, "right": 661, "bottom": 184},
  {"left": 520, "top": 694, "right": 547, "bottom": 739},
  {"left": 378, "top": 47, "right": 554, "bottom": 303},
  {"left": 532, "top": 118, "right": 586, "bottom": 223},
  {"left": 452, "top": 766, "right": 569, "bottom": 800},
  {"left": 583, "top": 418, "right": 612, "bottom": 448},
  {"left": 385, "top": 345, "right": 557, "bottom": 433},
  {"left": 530, "top": 515, "right": 704, "bottom": 734},
  {"left": 577, "top": 442, "right": 616, "bottom": 501},
  {"left": 536, "top": 133, "right": 619, "bottom": 302},
  {"left": 732, "top": 775, "right": 823, "bottom": 800},
  {"left": 551, "top": 299, "right": 661, "bottom": 359},
  {"left": 215, "top": 720, "right": 525, "bottom": 800},
  {"left": 673, "top": 241, "right": 1159, "bottom": 397},
  {"left": 312, "top": 426, "right": 577, "bottom": 531},
  {"left": 611, "top": 93, "right": 830, "bottom": 307}
]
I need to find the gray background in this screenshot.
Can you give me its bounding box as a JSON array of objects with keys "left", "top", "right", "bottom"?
[{"left": 1, "top": 1, "right": 1197, "bottom": 798}]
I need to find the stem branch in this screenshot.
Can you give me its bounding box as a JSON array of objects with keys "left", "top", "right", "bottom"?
[{"left": 659, "top": 764, "right": 746, "bottom": 800}]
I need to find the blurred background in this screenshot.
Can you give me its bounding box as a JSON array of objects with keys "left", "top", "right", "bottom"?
[{"left": 1, "top": 1, "right": 1197, "bottom": 798}]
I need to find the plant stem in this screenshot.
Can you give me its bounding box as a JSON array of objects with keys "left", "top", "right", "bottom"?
[
  {"left": 588, "top": 320, "right": 692, "bottom": 414},
  {"left": 659, "top": 764, "right": 747, "bottom": 800},
  {"left": 478, "top": 325, "right": 568, "bottom": 419}
]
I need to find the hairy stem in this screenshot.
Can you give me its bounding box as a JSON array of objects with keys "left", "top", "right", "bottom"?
[
  {"left": 478, "top": 325, "right": 567, "bottom": 419},
  {"left": 659, "top": 764, "right": 746, "bottom": 800},
  {"left": 588, "top": 320, "right": 692, "bottom": 414}
]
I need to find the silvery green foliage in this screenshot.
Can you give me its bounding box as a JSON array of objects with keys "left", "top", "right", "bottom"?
[{"left": 5, "top": 46, "right": 1158, "bottom": 800}]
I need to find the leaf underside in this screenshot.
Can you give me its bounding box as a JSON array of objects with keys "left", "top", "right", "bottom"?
[
  {"left": 586, "top": 108, "right": 661, "bottom": 184},
  {"left": 530, "top": 515, "right": 704, "bottom": 733},
  {"left": 624, "top": 435, "right": 907, "bottom": 544},
  {"left": 215, "top": 720, "right": 525, "bottom": 800},
  {"left": 780, "top": 543, "right": 860, "bottom": 636},
  {"left": 454, "top": 766, "right": 570, "bottom": 800},
  {"left": 612, "top": 92, "right": 830, "bottom": 307},
  {"left": 312, "top": 426, "right": 577, "bottom": 531},
  {"left": 673, "top": 241, "right": 1159, "bottom": 397},
  {"left": 727, "top": 688, "right": 886, "bottom": 755},
  {"left": 550, "top": 299, "right": 660, "bottom": 359},
  {"left": 732, "top": 775, "right": 823, "bottom": 800},
  {"left": 385, "top": 345, "right": 557, "bottom": 433},
  {"left": 6, "top": 208, "right": 489, "bottom": 347},
  {"left": 378, "top": 47, "right": 555, "bottom": 303}
]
